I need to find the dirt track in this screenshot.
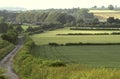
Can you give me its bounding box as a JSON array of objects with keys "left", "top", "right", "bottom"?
[{"left": 0, "top": 36, "right": 23, "bottom": 79}]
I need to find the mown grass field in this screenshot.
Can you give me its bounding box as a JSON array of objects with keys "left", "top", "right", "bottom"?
[
  {"left": 31, "top": 27, "right": 120, "bottom": 45},
  {"left": 32, "top": 45, "right": 120, "bottom": 67},
  {"left": 90, "top": 10, "right": 120, "bottom": 21}
]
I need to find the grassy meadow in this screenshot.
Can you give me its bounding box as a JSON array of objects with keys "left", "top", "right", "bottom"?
[
  {"left": 90, "top": 10, "right": 120, "bottom": 21},
  {"left": 31, "top": 27, "right": 120, "bottom": 45},
  {"left": 32, "top": 45, "right": 120, "bottom": 67},
  {"left": 21, "top": 25, "right": 29, "bottom": 30}
]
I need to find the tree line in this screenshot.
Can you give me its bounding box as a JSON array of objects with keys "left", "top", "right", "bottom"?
[
  {"left": 0, "top": 23, "right": 22, "bottom": 44},
  {"left": 0, "top": 8, "right": 97, "bottom": 25},
  {"left": 92, "top": 5, "right": 119, "bottom": 10}
]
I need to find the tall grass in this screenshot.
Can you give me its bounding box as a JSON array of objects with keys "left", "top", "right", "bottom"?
[
  {"left": 0, "top": 69, "right": 7, "bottom": 79},
  {"left": 31, "top": 66, "right": 120, "bottom": 79}
]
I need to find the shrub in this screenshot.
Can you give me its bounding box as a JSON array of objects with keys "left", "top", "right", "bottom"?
[
  {"left": 0, "top": 75, "right": 7, "bottom": 79},
  {"left": 48, "top": 43, "right": 59, "bottom": 46},
  {"left": 111, "top": 32, "right": 120, "bottom": 35},
  {"left": 49, "top": 61, "right": 66, "bottom": 67}
]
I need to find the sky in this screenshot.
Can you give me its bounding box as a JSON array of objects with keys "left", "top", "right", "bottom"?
[{"left": 0, "top": 0, "right": 120, "bottom": 9}]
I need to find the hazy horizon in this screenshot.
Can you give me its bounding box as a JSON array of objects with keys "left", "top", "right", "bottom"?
[{"left": 0, "top": 0, "right": 120, "bottom": 10}]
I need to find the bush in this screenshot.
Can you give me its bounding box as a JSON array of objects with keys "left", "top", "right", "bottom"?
[
  {"left": 65, "top": 42, "right": 120, "bottom": 46},
  {"left": 0, "top": 75, "right": 7, "bottom": 79},
  {"left": 0, "top": 69, "right": 7, "bottom": 79},
  {"left": 43, "top": 60, "right": 66, "bottom": 67},
  {"left": 65, "top": 42, "right": 82, "bottom": 46},
  {"left": 49, "top": 60, "right": 66, "bottom": 67},
  {"left": 48, "top": 43, "right": 59, "bottom": 46},
  {"left": 57, "top": 33, "right": 110, "bottom": 35},
  {"left": 0, "top": 40, "right": 15, "bottom": 60},
  {"left": 111, "top": 32, "right": 120, "bottom": 35},
  {"left": 1, "top": 30, "right": 18, "bottom": 44}
]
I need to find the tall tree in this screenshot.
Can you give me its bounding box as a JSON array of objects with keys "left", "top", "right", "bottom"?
[
  {"left": 0, "top": 23, "right": 8, "bottom": 33},
  {"left": 93, "top": 6, "right": 97, "bottom": 9},
  {"left": 107, "top": 17, "right": 115, "bottom": 23},
  {"left": 101, "top": 6, "right": 105, "bottom": 9},
  {"left": 108, "top": 5, "right": 114, "bottom": 10},
  {"left": 16, "top": 25, "right": 23, "bottom": 33},
  {"left": 1, "top": 29, "right": 18, "bottom": 44}
]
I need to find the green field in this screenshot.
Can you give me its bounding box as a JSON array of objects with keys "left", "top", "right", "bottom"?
[
  {"left": 22, "top": 25, "right": 39, "bottom": 31},
  {"left": 32, "top": 45, "right": 120, "bottom": 67},
  {"left": 31, "top": 27, "right": 120, "bottom": 45},
  {"left": 21, "top": 25, "right": 29, "bottom": 30}
]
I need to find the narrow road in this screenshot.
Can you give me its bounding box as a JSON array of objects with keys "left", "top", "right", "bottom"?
[{"left": 0, "top": 36, "right": 23, "bottom": 79}]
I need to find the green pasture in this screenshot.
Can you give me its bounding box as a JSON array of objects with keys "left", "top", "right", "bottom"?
[
  {"left": 32, "top": 45, "right": 120, "bottom": 67},
  {"left": 22, "top": 25, "right": 39, "bottom": 31},
  {"left": 22, "top": 25, "right": 29, "bottom": 30},
  {"left": 31, "top": 27, "right": 120, "bottom": 45}
]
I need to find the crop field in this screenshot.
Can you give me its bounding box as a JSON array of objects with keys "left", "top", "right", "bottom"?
[
  {"left": 31, "top": 27, "right": 120, "bottom": 45},
  {"left": 32, "top": 45, "right": 120, "bottom": 67},
  {"left": 90, "top": 10, "right": 120, "bottom": 21}
]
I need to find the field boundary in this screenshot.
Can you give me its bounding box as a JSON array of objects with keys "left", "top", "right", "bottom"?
[
  {"left": 56, "top": 32, "right": 120, "bottom": 36},
  {"left": 70, "top": 28, "right": 120, "bottom": 30},
  {"left": 48, "top": 42, "right": 120, "bottom": 46}
]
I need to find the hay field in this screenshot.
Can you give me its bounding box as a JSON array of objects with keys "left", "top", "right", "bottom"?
[{"left": 90, "top": 10, "right": 120, "bottom": 21}]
